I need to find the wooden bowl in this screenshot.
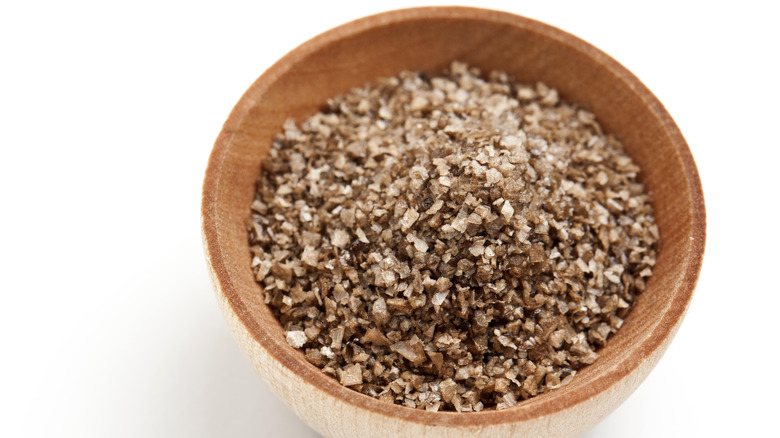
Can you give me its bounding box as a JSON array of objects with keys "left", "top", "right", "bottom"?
[{"left": 202, "top": 7, "right": 705, "bottom": 437}]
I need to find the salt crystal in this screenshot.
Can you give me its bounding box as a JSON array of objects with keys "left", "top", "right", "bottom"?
[
  {"left": 486, "top": 168, "right": 502, "bottom": 184},
  {"left": 432, "top": 291, "right": 448, "bottom": 306},
  {"left": 285, "top": 330, "right": 307, "bottom": 348},
  {"left": 500, "top": 200, "right": 515, "bottom": 220}
]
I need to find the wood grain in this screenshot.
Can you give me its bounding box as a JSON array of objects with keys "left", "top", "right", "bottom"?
[{"left": 202, "top": 7, "right": 705, "bottom": 437}]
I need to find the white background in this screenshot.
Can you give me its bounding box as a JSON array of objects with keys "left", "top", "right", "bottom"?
[{"left": 1, "top": 1, "right": 778, "bottom": 437}]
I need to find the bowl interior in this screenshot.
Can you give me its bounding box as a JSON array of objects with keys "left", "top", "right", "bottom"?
[{"left": 202, "top": 7, "right": 704, "bottom": 426}]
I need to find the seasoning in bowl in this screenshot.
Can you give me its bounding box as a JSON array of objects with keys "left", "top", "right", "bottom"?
[{"left": 247, "top": 62, "right": 658, "bottom": 412}]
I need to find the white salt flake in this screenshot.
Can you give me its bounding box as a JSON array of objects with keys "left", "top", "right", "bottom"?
[
  {"left": 285, "top": 330, "right": 307, "bottom": 348},
  {"left": 485, "top": 168, "right": 503, "bottom": 184},
  {"left": 500, "top": 200, "right": 515, "bottom": 220},
  {"left": 432, "top": 290, "right": 448, "bottom": 306},
  {"left": 401, "top": 208, "right": 420, "bottom": 231},
  {"left": 301, "top": 246, "right": 319, "bottom": 266},
  {"left": 332, "top": 229, "right": 349, "bottom": 248},
  {"left": 356, "top": 228, "right": 370, "bottom": 243},
  {"left": 406, "top": 234, "right": 429, "bottom": 252}
]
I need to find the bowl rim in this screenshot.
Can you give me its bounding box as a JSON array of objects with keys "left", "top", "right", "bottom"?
[{"left": 202, "top": 5, "right": 706, "bottom": 427}]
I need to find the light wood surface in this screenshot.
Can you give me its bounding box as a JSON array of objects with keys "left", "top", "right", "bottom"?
[{"left": 202, "top": 7, "right": 705, "bottom": 437}]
